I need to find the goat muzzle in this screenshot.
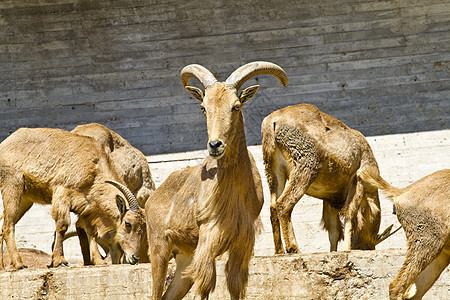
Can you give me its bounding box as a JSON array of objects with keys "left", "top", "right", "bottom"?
[{"left": 207, "top": 139, "right": 225, "bottom": 159}]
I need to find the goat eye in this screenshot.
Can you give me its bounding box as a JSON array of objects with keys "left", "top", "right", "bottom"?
[
  {"left": 200, "top": 106, "right": 206, "bottom": 113},
  {"left": 125, "top": 222, "right": 132, "bottom": 228},
  {"left": 232, "top": 104, "right": 241, "bottom": 111}
]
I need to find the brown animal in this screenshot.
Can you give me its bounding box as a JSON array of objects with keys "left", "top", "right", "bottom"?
[
  {"left": 1, "top": 248, "right": 53, "bottom": 270},
  {"left": 262, "top": 103, "right": 381, "bottom": 253},
  {"left": 0, "top": 128, "right": 146, "bottom": 270},
  {"left": 70, "top": 123, "right": 154, "bottom": 264},
  {"left": 145, "top": 61, "right": 287, "bottom": 299},
  {"left": 359, "top": 167, "right": 449, "bottom": 300},
  {"left": 71, "top": 123, "right": 155, "bottom": 208}
]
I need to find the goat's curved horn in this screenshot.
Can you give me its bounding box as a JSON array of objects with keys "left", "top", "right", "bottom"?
[
  {"left": 106, "top": 180, "right": 140, "bottom": 211},
  {"left": 225, "top": 61, "right": 288, "bottom": 91},
  {"left": 181, "top": 64, "right": 218, "bottom": 88}
]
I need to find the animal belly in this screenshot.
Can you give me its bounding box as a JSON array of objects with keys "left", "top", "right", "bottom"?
[{"left": 305, "top": 178, "right": 346, "bottom": 210}]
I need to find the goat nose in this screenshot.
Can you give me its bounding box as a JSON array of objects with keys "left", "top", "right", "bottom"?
[
  {"left": 208, "top": 140, "right": 222, "bottom": 150},
  {"left": 132, "top": 254, "right": 140, "bottom": 261}
]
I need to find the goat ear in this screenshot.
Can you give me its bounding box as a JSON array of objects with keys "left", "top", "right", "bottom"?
[
  {"left": 239, "top": 85, "right": 260, "bottom": 105},
  {"left": 185, "top": 86, "right": 204, "bottom": 102},
  {"left": 116, "top": 195, "right": 127, "bottom": 217}
]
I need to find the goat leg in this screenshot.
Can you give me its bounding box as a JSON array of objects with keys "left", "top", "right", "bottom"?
[{"left": 163, "top": 253, "right": 193, "bottom": 300}]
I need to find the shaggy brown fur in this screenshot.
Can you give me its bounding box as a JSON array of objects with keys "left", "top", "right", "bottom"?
[
  {"left": 0, "top": 128, "right": 146, "bottom": 270},
  {"left": 71, "top": 123, "right": 154, "bottom": 264},
  {"left": 262, "top": 103, "right": 381, "bottom": 253},
  {"left": 146, "top": 61, "right": 287, "bottom": 299},
  {"left": 359, "top": 167, "right": 449, "bottom": 300}
]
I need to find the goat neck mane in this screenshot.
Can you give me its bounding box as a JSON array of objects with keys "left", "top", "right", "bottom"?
[{"left": 196, "top": 113, "right": 256, "bottom": 250}]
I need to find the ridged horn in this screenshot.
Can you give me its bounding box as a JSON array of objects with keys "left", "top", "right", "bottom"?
[
  {"left": 106, "top": 180, "right": 140, "bottom": 211},
  {"left": 225, "top": 61, "right": 288, "bottom": 90},
  {"left": 181, "top": 64, "right": 218, "bottom": 88}
]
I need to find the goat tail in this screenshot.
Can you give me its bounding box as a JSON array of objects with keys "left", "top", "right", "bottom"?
[
  {"left": 261, "top": 117, "right": 276, "bottom": 163},
  {"left": 261, "top": 116, "right": 278, "bottom": 191},
  {"left": 358, "top": 166, "right": 403, "bottom": 200}
]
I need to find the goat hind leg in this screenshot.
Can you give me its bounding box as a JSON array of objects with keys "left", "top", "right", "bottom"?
[
  {"left": 389, "top": 243, "right": 443, "bottom": 299},
  {"left": 269, "top": 176, "right": 286, "bottom": 254},
  {"left": 406, "top": 247, "right": 450, "bottom": 299}
]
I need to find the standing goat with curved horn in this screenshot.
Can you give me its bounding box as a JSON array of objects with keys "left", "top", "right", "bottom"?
[{"left": 145, "top": 62, "right": 287, "bottom": 299}]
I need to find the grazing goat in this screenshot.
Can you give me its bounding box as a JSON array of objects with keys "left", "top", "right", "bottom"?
[
  {"left": 262, "top": 104, "right": 381, "bottom": 253},
  {"left": 71, "top": 123, "right": 155, "bottom": 208},
  {"left": 71, "top": 123, "right": 154, "bottom": 264},
  {"left": 359, "top": 167, "right": 449, "bottom": 300},
  {"left": 145, "top": 61, "right": 287, "bottom": 299},
  {"left": 0, "top": 128, "right": 146, "bottom": 269}
]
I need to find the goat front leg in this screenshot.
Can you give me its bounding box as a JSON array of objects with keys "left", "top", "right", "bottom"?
[
  {"left": 163, "top": 253, "right": 193, "bottom": 300},
  {"left": 149, "top": 239, "right": 171, "bottom": 300},
  {"left": 75, "top": 225, "right": 92, "bottom": 265},
  {"left": 184, "top": 225, "right": 220, "bottom": 299},
  {"left": 225, "top": 237, "right": 255, "bottom": 300},
  {"left": 76, "top": 216, "right": 106, "bottom": 265},
  {"left": 2, "top": 193, "right": 33, "bottom": 269},
  {"left": 86, "top": 228, "right": 107, "bottom": 266}
]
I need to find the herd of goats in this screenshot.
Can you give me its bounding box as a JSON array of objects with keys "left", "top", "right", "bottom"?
[{"left": 0, "top": 61, "right": 448, "bottom": 299}]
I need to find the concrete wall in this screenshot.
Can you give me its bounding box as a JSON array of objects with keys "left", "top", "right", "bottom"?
[
  {"left": 1, "top": 0, "right": 449, "bottom": 154},
  {"left": 0, "top": 250, "right": 448, "bottom": 299}
]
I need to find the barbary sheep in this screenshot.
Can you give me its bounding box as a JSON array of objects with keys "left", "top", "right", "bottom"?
[
  {"left": 0, "top": 128, "right": 146, "bottom": 269},
  {"left": 70, "top": 123, "right": 154, "bottom": 264},
  {"left": 359, "top": 167, "right": 449, "bottom": 300},
  {"left": 71, "top": 123, "right": 155, "bottom": 208},
  {"left": 145, "top": 61, "right": 287, "bottom": 299},
  {"left": 262, "top": 103, "right": 381, "bottom": 253}
]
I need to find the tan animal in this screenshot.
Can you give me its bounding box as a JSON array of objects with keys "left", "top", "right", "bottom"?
[
  {"left": 71, "top": 123, "right": 154, "bottom": 264},
  {"left": 1, "top": 248, "right": 52, "bottom": 270},
  {"left": 71, "top": 123, "right": 155, "bottom": 208},
  {"left": 145, "top": 61, "right": 287, "bottom": 299},
  {"left": 0, "top": 128, "right": 146, "bottom": 269},
  {"left": 262, "top": 103, "right": 381, "bottom": 253},
  {"left": 359, "top": 167, "right": 449, "bottom": 300}
]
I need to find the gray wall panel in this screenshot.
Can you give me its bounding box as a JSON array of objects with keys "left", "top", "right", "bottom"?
[{"left": 1, "top": 0, "right": 448, "bottom": 154}]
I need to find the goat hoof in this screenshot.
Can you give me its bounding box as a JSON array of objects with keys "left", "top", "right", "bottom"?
[
  {"left": 286, "top": 247, "right": 299, "bottom": 254},
  {"left": 48, "top": 261, "right": 69, "bottom": 268},
  {"left": 57, "top": 262, "right": 69, "bottom": 267}
]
